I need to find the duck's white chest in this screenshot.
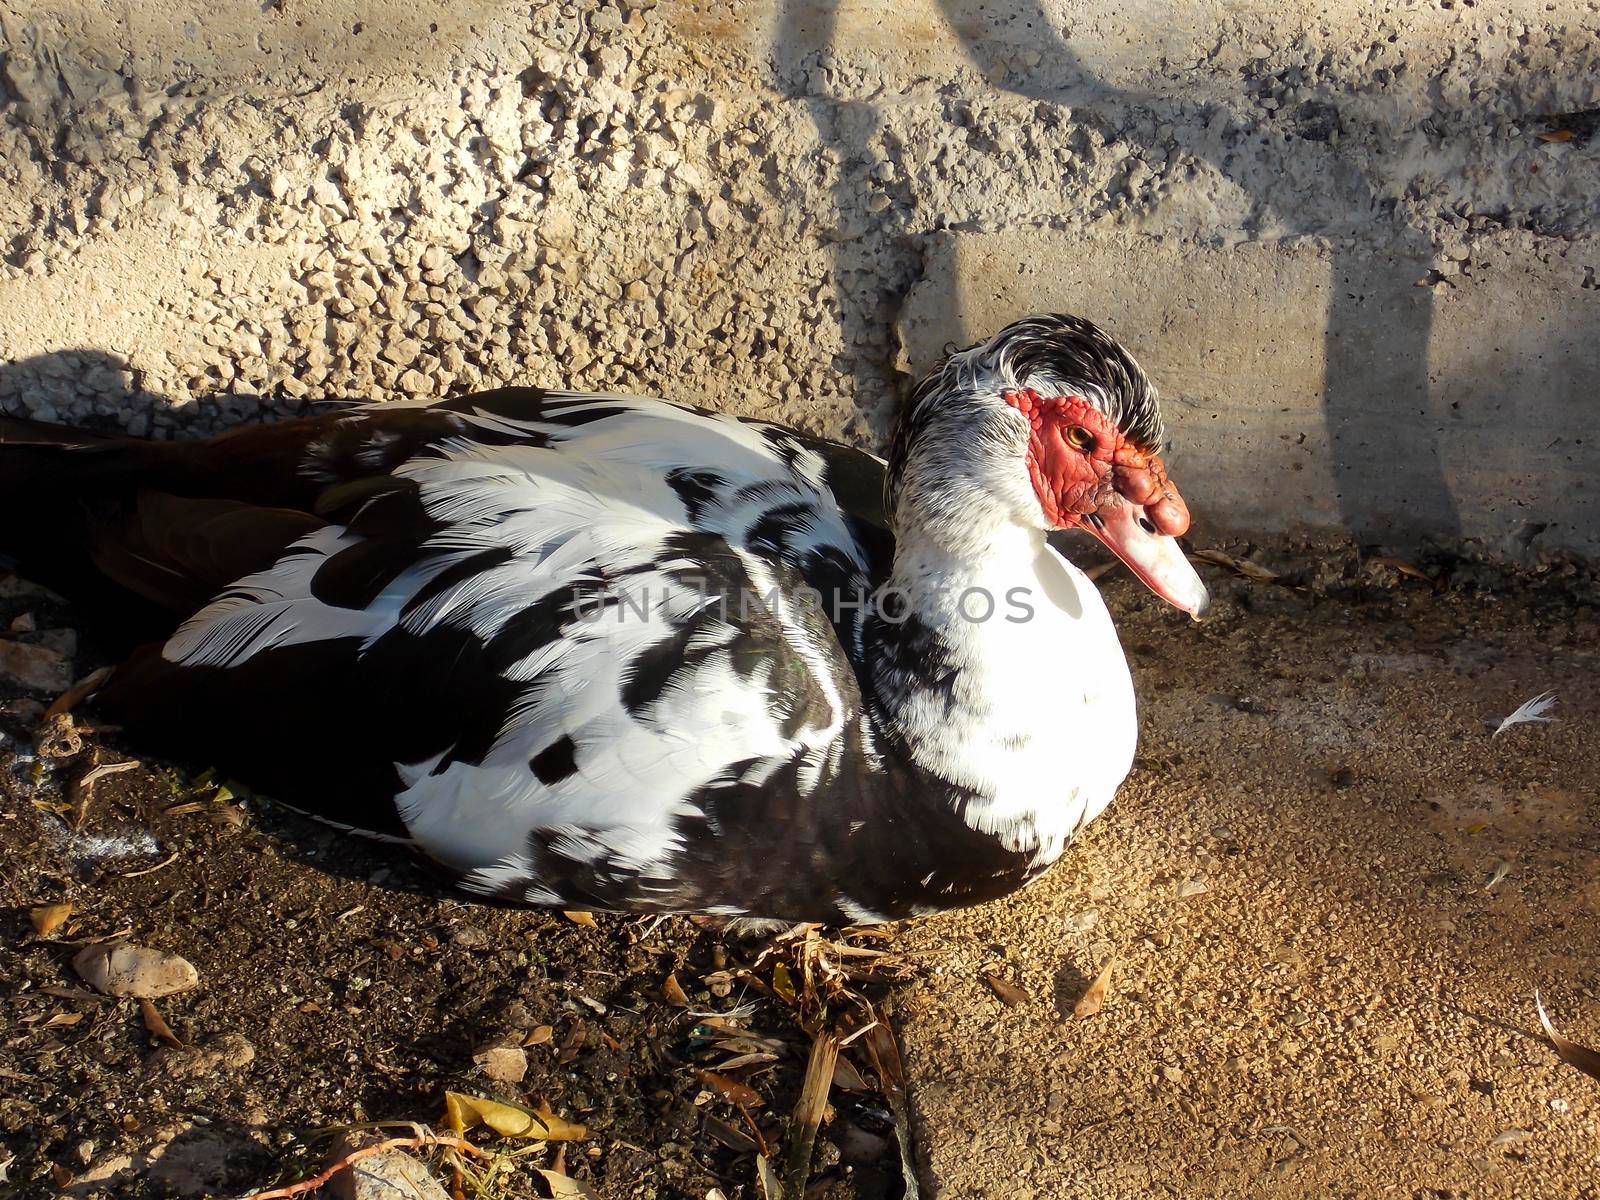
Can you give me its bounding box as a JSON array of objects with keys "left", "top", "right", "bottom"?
[{"left": 940, "top": 545, "right": 1139, "bottom": 858}]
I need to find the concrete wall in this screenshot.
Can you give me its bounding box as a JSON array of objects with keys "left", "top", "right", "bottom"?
[{"left": 1, "top": 1, "right": 1596, "bottom": 557}]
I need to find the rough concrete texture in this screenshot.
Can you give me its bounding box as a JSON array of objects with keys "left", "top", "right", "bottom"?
[
  {"left": 2, "top": 1, "right": 1597, "bottom": 554},
  {"left": 901, "top": 228, "right": 1600, "bottom": 555}
]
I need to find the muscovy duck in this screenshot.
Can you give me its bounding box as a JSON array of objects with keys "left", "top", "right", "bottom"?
[{"left": 0, "top": 314, "right": 1206, "bottom": 923}]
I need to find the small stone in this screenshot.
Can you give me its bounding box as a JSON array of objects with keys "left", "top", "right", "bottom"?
[
  {"left": 2, "top": 697, "right": 47, "bottom": 725},
  {"left": 622, "top": 280, "right": 649, "bottom": 302},
  {"left": 329, "top": 1147, "right": 449, "bottom": 1200},
  {"left": 148, "top": 1128, "right": 269, "bottom": 1199},
  {"left": 1067, "top": 908, "right": 1099, "bottom": 932},
  {"left": 380, "top": 338, "right": 423, "bottom": 367},
  {"left": 0, "top": 639, "right": 72, "bottom": 691},
  {"left": 151, "top": 1033, "right": 256, "bottom": 1080},
  {"left": 473, "top": 1044, "right": 528, "bottom": 1083},
  {"left": 36, "top": 628, "right": 76, "bottom": 658},
  {"left": 704, "top": 198, "right": 732, "bottom": 230},
  {"left": 74, "top": 943, "right": 199, "bottom": 999},
  {"left": 0, "top": 575, "right": 60, "bottom": 601}
]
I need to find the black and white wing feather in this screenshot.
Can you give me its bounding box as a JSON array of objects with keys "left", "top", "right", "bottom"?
[{"left": 107, "top": 391, "right": 891, "bottom": 915}]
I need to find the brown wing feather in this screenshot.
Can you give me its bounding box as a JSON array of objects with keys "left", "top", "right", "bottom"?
[{"left": 87, "top": 491, "right": 325, "bottom": 613}]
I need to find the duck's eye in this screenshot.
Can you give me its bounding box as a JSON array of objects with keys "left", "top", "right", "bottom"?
[{"left": 1067, "top": 425, "right": 1096, "bottom": 452}]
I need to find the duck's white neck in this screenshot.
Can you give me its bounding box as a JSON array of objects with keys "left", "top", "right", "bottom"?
[{"left": 868, "top": 495, "right": 1138, "bottom": 863}]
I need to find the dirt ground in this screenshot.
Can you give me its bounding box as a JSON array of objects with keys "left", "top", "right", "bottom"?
[{"left": 2, "top": 543, "right": 1598, "bottom": 1200}]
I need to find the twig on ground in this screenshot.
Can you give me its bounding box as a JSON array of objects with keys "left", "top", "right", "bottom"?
[
  {"left": 781, "top": 1030, "right": 838, "bottom": 1197},
  {"left": 69, "top": 756, "right": 139, "bottom": 828},
  {"left": 120, "top": 851, "right": 180, "bottom": 879},
  {"left": 860, "top": 1006, "right": 920, "bottom": 1199}
]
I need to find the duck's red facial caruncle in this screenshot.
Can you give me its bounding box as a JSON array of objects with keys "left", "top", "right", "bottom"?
[{"left": 1003, "top": 388, "right": 1209, "bottom": 619}]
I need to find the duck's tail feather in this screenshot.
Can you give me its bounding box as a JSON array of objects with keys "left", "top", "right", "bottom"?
[{"left": 0, "top": 415, "right": 327, "bottom": 642}]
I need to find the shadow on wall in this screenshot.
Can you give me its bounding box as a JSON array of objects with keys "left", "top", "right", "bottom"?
[
  {"left": 773, "top": 0, "right": 1593, "bottom": 550},
  {"left": 0, "top": 348, "right": 271, "bottom": 434}
]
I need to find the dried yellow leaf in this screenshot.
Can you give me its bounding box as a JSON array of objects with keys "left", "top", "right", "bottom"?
[
  {"left": 30, "top": 902, "right": 72, "bottom": 938},
  {"left": 1536, "top": 991, "right": 1600, "bottom": 1082},
  {"left": 140, "top": 998, "right": 185, "bottom": 1047},
  {"left": 443, "top": 1090, "right": 587, "bottom": 1141},
  {"left": 771, "top": 961, "right": 797, "bottom": 1004},
  {"left": 980, "top": 972, "right": 1030, "bottom": 1008},
  {"left": 1073, "top": 956, "right": 1117, "bottom": 1020},
  {"left": 563, "top": 910, "right": 597, "bottom": 928},
  {"left": 693, "top": 1069, "right": 764, "bottom": 1108},
  {"left": 661, "top": 973, "right": 689, "bottom": 1007},
  {"left": 523, "top": 1024, "right": 555, "bottom": 1046}
]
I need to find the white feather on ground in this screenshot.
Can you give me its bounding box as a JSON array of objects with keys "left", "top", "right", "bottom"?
[{"left": 1492, "top": 692, "right": 1557, "bottom": 738}]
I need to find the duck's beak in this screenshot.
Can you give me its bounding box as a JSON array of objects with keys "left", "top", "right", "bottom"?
[{"left": 1085, "top": 500, "right": 1210, "bottom": 620}]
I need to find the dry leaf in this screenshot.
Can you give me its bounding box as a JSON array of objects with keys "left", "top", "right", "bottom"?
[
  {"left": 1368, "top": 555, "right": 1431, "bottom": 582},
  {"left": 1535, "top": 991, "right": 1600, "bottom": 1082},
  {"left": 1537, "top": 128, "right": 1575, "bottom": 142},
  {"left": 713, "top": 1033, "right": 787, "bottom": 1056},
  {"left": 714, "top": 1051, "right": 780, "bottom": 1072},
  {"left": 701, "top": 1113, "right": 758, "bottom": 1154},
  {"left": 693, "top": 1069, "right": 764, "bottom": 1108},
  {"left": 30, "top": 902, "right": 72, "bottom": 938},
  {"left": 1192, "top": 548, "right": 1278, "bottom": 583},
  {"left": 980, "top": 972, "right": 1030, "bottom": 1007},
  {"left": 557, "top": 1021, "right": 587, "bottom": 1064},
  {"left": 562, "top": 910, "right": 597, "bottom": 928},
  {"left": 45, "top": 666, "right": 113, "bottom": 719},
  {"left": 538, "top": 1167, "right": 605, "bottom": 1198},
  {"left": 42, "top": 1011, "right": 84, "bottom": 1028},
  {"left": 140, "top": 999, "right": 184, "bottom": 1047},
  {"left": 661, "top": 973, "right": 689, "bottom": 1007},
  {"left": 523, "top": 1024, "right": 554, "bottom": 1046},
  {"left": 831, "top": 1055, "right": 870, "bottom": 1092},
  {"left": 474, "top": 1044, "right": 529, "bottom": 1083},
  {"left": 771, "top": 962, "right": 797, "bottom": 1004},
  {"left": 1074, "top": 957, "right": 1117, "bottom": 1020},
  {"left": 755, "top": 1153, "right": 782, "bottom": 1200},
  {"left": 443, "top": 1091, "right": 587, "bottom": 1140}
]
